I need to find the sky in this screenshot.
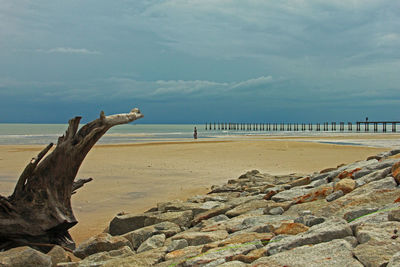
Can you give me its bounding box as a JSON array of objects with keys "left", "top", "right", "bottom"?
[{"left": 0, "top": 0, "right": 399, "bottom": 124}]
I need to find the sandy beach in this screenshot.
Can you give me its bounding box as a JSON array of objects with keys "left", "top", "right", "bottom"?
[{"left": 0, "top": 135, "right": 398, "bottom": 245}]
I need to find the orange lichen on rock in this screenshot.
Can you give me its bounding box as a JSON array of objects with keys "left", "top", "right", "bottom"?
[
  {"left": 394, "top": 196, "right": 400, "bottom": 203},
  {"left": 274, "top": 222, "right": 309, "bottom": 235},
  {"left": 293, "top": 186, "right": 333, "bottom": 204},
  {"left": 334, "top": 178, "right": 356, "bottom": 194},
  {"left": 337, "top": 168, "right": 361, "bottom": 179},
  {"left": 392, "top": 161, "right": 400, "bottom": 184}
]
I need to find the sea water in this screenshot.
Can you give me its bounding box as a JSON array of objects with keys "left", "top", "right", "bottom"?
[{"left": 0, "top": 123, "right": 399, "bottom": 148}]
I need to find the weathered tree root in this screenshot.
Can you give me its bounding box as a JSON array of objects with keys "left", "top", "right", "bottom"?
[{"left": 0, "top": 108, "right": 143, "bottom": 251}]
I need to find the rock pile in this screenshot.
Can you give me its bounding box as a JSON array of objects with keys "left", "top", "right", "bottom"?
[{"left": 1, "top": 149, "right": 400, "bottom": 266}]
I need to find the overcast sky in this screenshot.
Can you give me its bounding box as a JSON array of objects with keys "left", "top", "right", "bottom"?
[{"left": 1, "top": 0, "right": 399, "bottom": 123}]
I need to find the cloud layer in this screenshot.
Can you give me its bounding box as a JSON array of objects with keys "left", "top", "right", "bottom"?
[{"left": 0, "top": 0, "right": 399, "bottom": 123}]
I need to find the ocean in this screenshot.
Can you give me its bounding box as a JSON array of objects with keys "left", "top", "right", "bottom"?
[{"left": 0, "top": 123, "right": 399, "bottom": 148}]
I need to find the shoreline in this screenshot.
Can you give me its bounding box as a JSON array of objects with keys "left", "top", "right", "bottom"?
[{"left": 0, "top": 136, "right": 397, "bottom": 244}]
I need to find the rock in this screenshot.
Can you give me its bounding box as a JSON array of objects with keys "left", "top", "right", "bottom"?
[
  {"left": 288, "top": 176, "right": 311, "bottom": 187},
  {"left": 77, "top": 246, "right": 135, "bottom": 267},
  {"left": 354, "top": 221, "right": 400, "bottom": 267},
  {"left": 268, "top": 207, "right": 284, "bottom": 215},
  {"left": 137, "top": 234, "right": 166, "bottom": 253},
  {"left": 99, "top": 247, "right": 166, "bottom": 266},
  {"left": 164, "top": 245, "right": 203, "bottom": 262},
  {"left": 185, "top": 242, "right": 260, "bottom": 266},
  {"left": 251, "top": 239, "right": 363, "bottom": 267},
  {"left": 226, "top": 200, "right": 269, "bottom": 217},
  {"left": 73, "top": 233, "right": 132, "bottom": 259},
  {"left": 274, "top": 222, "right": 309, "bottom": 235},
  {"left": 217, "top": 232, "right": 274, "bottom": 247},
  {"left": 298, "top": 210, "right": 312, "bottom": 216},
  {"left": 388, "top": 251, "right": 400, "bottom": 267},
  {"left": 166, "top": 239, "right": 188, "bottom": 252},
  {"left": 326, "top": 190, "right": 344, "bottom": 202},
  {"left": 47, "top": 245, "right": 71, "bottom": 266},
  {"left": 232, "top": 247, "right": 268, "bottom": 263},
  {"left": 343, "top": 236, "right": 359, "bottom": 247},
  {"left": 355, "top": 167, "right": 392, "bottom": 187},
  {"left": 343, "top": 207, "right": 379, "bottom": 223},
  {"left": 392, "top": 161, "right": 400, "bottom": 184},
  {"left": 144, "top": 210, "right": 193, "bottom": 228},
  {"left": 109, "top": 213, "right": 152, "bottom": 235},
  {"left": 293, "top": 186, "right": 333, "bottom": 204},
  {"left": 272, "top": 187, "right": 312, "bottom": 202},
  {"left": 266, "top": 218, "right": 352, "bottom": 255},
  {"left": 157, "top": 200, "right": 212, "bottom": 216},
  {"left": 334, "top": 178, "right": 355, "bottom": 194},
  {"left": 122, "top": 221, "right": 180, "bottom": 250},
  {"left": 171, "top": 230, "right": 228, "bottom": 246},
  {"left": 389, "top": 207, "right": 400, "bottom": 222},
  {"left": 294, "top": 215, "right": 325, "bottom": 227},
  {"left": 219, "top": 261, "right": 248, "bottom": 266},
  {"left": 0, "top": 246, "right": 52, "bottom": 267},
  {"left": 191, "top": 204, "right": 232, "bottom": 225}
]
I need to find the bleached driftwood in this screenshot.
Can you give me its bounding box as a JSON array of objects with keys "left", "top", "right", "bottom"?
[{"left": 0, "top": 108, "right": 143, "bottom": 251}]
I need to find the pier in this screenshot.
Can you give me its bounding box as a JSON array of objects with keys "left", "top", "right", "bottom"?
[{"left": 205, "top": 121, "right": 400, "bottom": 133}]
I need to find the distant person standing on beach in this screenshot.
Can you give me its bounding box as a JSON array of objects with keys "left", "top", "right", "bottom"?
[{"left": 194, "top": 127, "right": 198, "bottom": 139}]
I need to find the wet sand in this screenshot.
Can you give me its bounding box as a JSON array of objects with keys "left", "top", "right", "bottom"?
[{"left": 0, "top": 135, "right": 396, "bottom": 244}]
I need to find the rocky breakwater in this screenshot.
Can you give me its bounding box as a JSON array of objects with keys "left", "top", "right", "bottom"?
[{"left": 2, "top": 148, "right": 400, "bottom": 266}]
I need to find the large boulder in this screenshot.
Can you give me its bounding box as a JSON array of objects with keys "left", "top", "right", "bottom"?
[
  {"left": 334, "top": 178, "right": 356, "bottom": 194},
  {"left": 251, "top": 239, "right": 363, "bottom": 267},
  {"left": 47, "top": 245, "right": 71, "bottom": 266},
  {"left": 137, "top": 234, "right": 166, "bottom": 253},
  {"left": 225, "top": 200, "right": 269, "bottom": 217},
  {"left": 353, "top": 221, "right": 400, "bottom": 267},
  {"left": 0, "top": 246, "right": 52, "bottom": 267},
  {"left": 74, "top": 233, "right": 132, "bottom": 259},
  {"left": 266, "top": 218, "right": 352, "bottom": 255},
  {"left": 122, "top": 221, "right": 180, "bottom": 250}
]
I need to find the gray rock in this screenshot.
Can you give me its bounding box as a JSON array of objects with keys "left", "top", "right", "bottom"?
[
  {"left": 74, "top": 233, "right": 132, "bottom": 259},
  {"left": 298, "top": 210, "right": 312, "bottom": 216},
  {"left": 271, "top": 187, "right": 312, "bottom": 202},
  {"left": 0, "top": 246, "right": 52, "bottom": 267},
  {"left": 122, "top": 221, "right": 180, "bottom": 250},
  {"left": 309, "top": 177, "right": 328, "bottom": 187},
  {"left": 166, "top": 239, "right": 188, "bottom": 252},
  {"left": 388, "top": 251, "right": 400, "bottom": 267},
  {"left": 109, "top": 213, "right": 154, "bottom": 235},
  {"left": 266, "top": 218, "right": 352, "bottom": 255},
  {"left": 219, "top": 261, "right": 248, "bottom": 267},
  {"left": 343, "top": 236, "right": 359, "bottom": 247},
  {"left": 353, "top": 221, "right": 400, "bottom": 267},
  {"left": 251, "top": 239, "right": 363, "bottom": 267},
  {"left": 225, "top": 200, "right": 269, "bottom": 217},
  {"left": 340, "top": 159, "right": 378, "bottom": 172},
  {"left": 47, "top": 245, "right": 71, "bottom": 266},
  {"left": 171, "top": 230, "right": 228, "bottom": 246},
  {"left": 77, "top": 246, "right": 135, "bottom": 267},
  {"left": 185, "top": 242, "right": 259, "bottom": 266},
  {"left": 144, "top": 210, "right": 193, "bottom": 228},
  {"left": 137, "top": 234, "right": 166, "bottom": 253},
  {"left": 268, "top": 207, "right": 284, "bottom": 215},
  {"left": 388, "top": 207, "right": 400, "bottom": 222},
  {"left": 343, "top": 207, "right": 379, "bottom": 223},
  {"left": 355, "top": 167, "right": 392, "bottom": 187},
  {"left": 310, "top": 172, "right": 330, "bottom": 181},
  {"left": 208, "top": 214, "right": 229, "bottom": 222},
  {"left": 109, "top": 211, "right": 192, "bottom": 236},
  {"left": 97, "top": 247, "right": 166, "bottom": 267},
  {"left": 326, "top": 190, "right": 344, "bottom": 202}
]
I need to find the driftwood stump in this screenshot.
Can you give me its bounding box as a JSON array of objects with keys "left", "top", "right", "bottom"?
[{"left": 0, "top": 108, "right": 143, "bottom": 251}]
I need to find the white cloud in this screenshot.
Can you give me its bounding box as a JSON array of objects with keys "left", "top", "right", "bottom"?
[{"left": 37, "top": 47, "right": 101, "bottom": 55}]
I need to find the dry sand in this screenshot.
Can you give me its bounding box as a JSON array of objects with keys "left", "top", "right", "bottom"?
[{"left": 0, "top": 135, "right": 397, "bottom": 244}]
